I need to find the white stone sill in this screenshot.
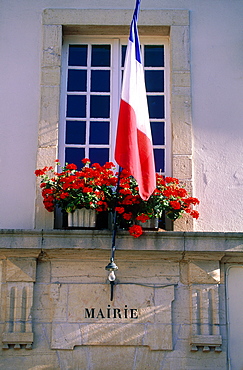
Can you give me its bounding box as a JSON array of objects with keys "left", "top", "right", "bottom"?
[{"left": 0, "top": 230, "right": 242, "bottom": 259}]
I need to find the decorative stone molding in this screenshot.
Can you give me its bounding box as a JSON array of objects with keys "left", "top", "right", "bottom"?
[
  {"left": 189, "top": 261, "right": 222, "bottom": 352},
  {"left": 1, "top": 258, "right": 36, "bottom": 349}
]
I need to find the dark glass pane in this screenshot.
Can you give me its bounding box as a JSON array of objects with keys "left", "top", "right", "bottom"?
[
  {"left": 122, "top": 45, "right": 127, "bottom": 67},
  {"left": 91, "top": 70, "right": 110, "bottom": 92},
  {"left": 91, "top": 45, "right": 110, "bottom": 67},
  {"left": 154, "top": 149, "right": 165, "bottom": 173},
  {"left": 90, "top": 95, "right": 110, "bottom": 118},
  {"left": 147, "top": 95, "right": 164, "bottom": 119},
  {"left": 145, "top": 71, "right": 164, "bottom": 92},
  {"left": 66, "top": 95, "right": 86, "bottom": 118},
  {"left": 67, "top": 70, "right": 87, "bottom": 92},
  {"left": 65, "top": 148, "right": 85, "bottom": 169},
  {"left": 90, "top": 121, "right": 109, "bottom": 144},
  {"left": 144, "top": 45, "right": 164, "bottom": 67},
  {"left": 151, "top": 122, "right": 165, "bottom": 145},
  {"left": 66, "top": 121, "right": 86, "bottom": 144},
  {"left": 89, "top": 148, "right": 109, "bottom": 165},
  {"left": 68, "top": 45, "right": 87, "bottom": 66}
]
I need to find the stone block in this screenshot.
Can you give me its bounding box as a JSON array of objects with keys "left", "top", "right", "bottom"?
[
  {"left": 42, "top": 25, "right": 62, "bottom": 67},
  {"left": 174, "top": 212, "right": 194, "bottom": 232},
  {"left": 87, "top": 346, "right": 136, "bottom": 370},
  {"left": 172, "top": 71, "right": 191, "bottom": 87},
  {"left": 82, "top": 323, "right": 144, "bottom": 346},
  {"left": 36, "top": 147, "right": 57, "bottom": 169},
  {"left": 144, "top": 323, "right": 173, "bottom": 350},
  {"left": 133, "top": 347, "right": 166, "bottom": 370},
  {"left": 170, "top": 25, "right": 190, "bottom": 71},
  {"left": 33, "top": 284, "right": 55, "bottom": 322},
  {"left": 172, "top": 119, "right": 192, "bottom": 155},
  {"left": 5, "top": 259, "right": 36, "bottom": 282},
  {"left": 42, "top": 9, "right": 189, "bottom": 27},
  {"left": 172, "top": 284, "right": 191, "bottom": 324},
  {"left": 115, "top": 260, "right": 180, "bottom": 284},
  {"left": 52, "top": 323, "right": 81, "bottom": 349},
  {"left": 36, "top": 260, "right": 51, "bottom": 283},
  {"left": 39, "top": 85, "right": 60, "bottom": 131},
  {"left": 51, "top": 281, "right": 175, "bottom": 350},
  {"left": 41, "top": 66, "right": 61, "bottom": 86},
  {"left": 51, "top": 260, "right": 180, "bottom": 285},
  {"left": 173, "top": 155, "right": 192, "bottom": 180},
  {"left": 188, "top": 261, "right": 220, "bottom": 284}
]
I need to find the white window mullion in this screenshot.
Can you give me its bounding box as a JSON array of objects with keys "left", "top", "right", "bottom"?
[
  {"left": 86, "top": 44, "right": 92, "bottom": 159},
  {"left": 59, "top": 41, "right": 69, "bottom": 167}
]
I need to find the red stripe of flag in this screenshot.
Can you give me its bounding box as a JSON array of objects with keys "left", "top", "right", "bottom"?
[{"left": 115, "top": 0, "right": 156, "bottom": 200}]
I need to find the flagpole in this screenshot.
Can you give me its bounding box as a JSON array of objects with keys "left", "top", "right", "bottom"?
[
  {"left": 106, "top": 0, "right": 156, "bottom": 300},
  {"left": 105, "top": 166, "right": 122, "bottom": 301}
]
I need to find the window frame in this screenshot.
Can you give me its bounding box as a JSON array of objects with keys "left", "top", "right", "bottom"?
[
  {"left": 36, "top": 8, "right": 193, "bottom": 231},
  {"left": 60, "top": 35, "right": 171, "bottom": 175}
]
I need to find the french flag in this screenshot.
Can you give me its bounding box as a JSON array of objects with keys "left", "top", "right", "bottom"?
[{"left": 115, "top": 0, "right": 156, "bottom": 200}]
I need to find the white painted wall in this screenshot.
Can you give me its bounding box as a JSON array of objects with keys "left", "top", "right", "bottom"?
[{"left": 0, "top": 0, "right": 242, "bottom": 230}]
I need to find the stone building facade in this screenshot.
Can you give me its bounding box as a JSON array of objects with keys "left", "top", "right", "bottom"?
[
  {"left": 1, "top": 1, "right": 243, "bottom": 369},
  {"left": 0, "top": 230, "right": 243, "bottom": 369}
]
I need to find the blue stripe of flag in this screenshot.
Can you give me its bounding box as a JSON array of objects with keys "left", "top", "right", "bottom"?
[{"left": 129, "top": 0, "right": 142, "bottom": 64}]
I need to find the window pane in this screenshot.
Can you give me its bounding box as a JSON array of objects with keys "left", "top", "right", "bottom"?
[
  {"left": 90, "top": 121, "right": 109, "bottom": 144},
  {"left": 89, "top": 148, "right": 109, "bottom": 165},
  {"left": 67, "top": 95, "right": 86, "bottom": 118},
  {"left": 147, "top": 95, "right": 165, "bottom": 118},
  {"left": 144, "top": 45, "right": 164, "bottom": 67},
  {"left": 69, "top": 45, "right": 87, "bottom": 66},
  {"left": 122, "top": 45, "right": 127, "bottom": 67},
  {"left": 154, "top": 149, "right": 165, "bottom": 173},
  {"left": 151, "top": 122, "right": 165, "bottom": 145},
  {"left": 145, "top": 71, "right": 164, "bottom": 92},
  {"left": 66, "top": 121, "right": 86, "bottom": 144},
  {"left": 91, "top": 45, "right": 110, "bottom": 67},
  {"left": 90, "top": 96, "right": 110, "bottom": 118},
  {"left": 91, "top": 70, "right": 110, "bottom": 92},
  {"left": 67, "top": 70, "right": 87, "bottom": 92},
  {"left": 65, "top": 148, "right": 85, "bottom": 169}
]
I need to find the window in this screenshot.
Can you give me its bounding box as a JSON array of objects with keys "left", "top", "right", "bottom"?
[
  {"left": 38, "top": 9, "right": 192, "bottom": 231},
  {"left": 60, "top": 36, "right": 171, "bottom": 175}
]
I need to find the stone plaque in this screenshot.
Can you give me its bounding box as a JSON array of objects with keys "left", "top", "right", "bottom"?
[{"left": 51, "top": 282, "right": 174, "bottom": 350}]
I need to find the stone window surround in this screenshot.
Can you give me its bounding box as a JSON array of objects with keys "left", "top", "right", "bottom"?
[{"left": 36, "top": 8, "right": 193, "bottom": 230}]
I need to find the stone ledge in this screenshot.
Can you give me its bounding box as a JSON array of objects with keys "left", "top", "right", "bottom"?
[
  {"left": 0, "top": 230, "right": 242, "bottom": 257},
  {"left": 42, "top": 9, "right": 189, "bottom": 27},
  {"left": 2, "top": 332, "right": 34, "bottom": 350}
]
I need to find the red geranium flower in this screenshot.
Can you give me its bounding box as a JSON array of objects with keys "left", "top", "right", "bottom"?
[
  {"left": 123, "top": 212, "right": 133, "bottom": 220},
  {"left": 66, "top": 163, "right": 77, "bottom": 170},
  {"left": 190, "top": 210, "right": 199, "bottom": 219},
  {"left": 81, "top": 158, "right": 91, "bottom": 164},
  {"left": 115, "top": 206, "right": 125, "bottom": 214},
  {"left": 129, "top": 225, "right": 143, "bottom": 238},
  {"left": 170, "top": 200, "right": 181, "bottom": 210},
  {"left": 184, "top": 197, "right": 200, "bottom": 205},
  {"left": 59, "top": 192, "right": 69, "bottom": 199},
  {"left": 83, "top": 187, "right": 93, "bottom": 193},
  {"left": 136, "top": 214, "right": 150, "bottom": 223}
]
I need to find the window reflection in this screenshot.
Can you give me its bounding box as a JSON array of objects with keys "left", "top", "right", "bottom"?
[
  {"left": 68, "top": 45, "right": 87, "bottom": 66},
  {"left": 91, "top": 45, "right": 111, "bottom": 67},
  {"left": 66, "top": 95, "right": 86, "bottom": 118},
  {"left": 66, "top": 121, "right": 86, "bottom": 144}
]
